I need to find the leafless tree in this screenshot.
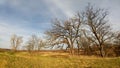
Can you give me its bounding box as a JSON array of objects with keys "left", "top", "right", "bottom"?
[
  {"left": 45, "top": 17, "right": 83, "bottom": 55},
  {"left": 83, "top": 4, "right": 113, "bottom": 57},
  {"left": 37, "top": 38, "right": 46, "bottom": 50},
  {"left": 45, "top": 4, "right": 114, "bottom": 57},
  {"left": 25, "top": 35, "right": 47, "bottom": 52},
  {"left": 10, "top": 34, "right": 23, "bottom": 51},
  {"left": 26, "top": 35, "right": 37, "bottom": 52}
]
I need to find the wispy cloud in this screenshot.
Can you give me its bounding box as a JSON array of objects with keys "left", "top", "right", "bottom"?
[
  {"left": 49, "top": 0, "right": 74, "bottom": 17},
  {"left": 0, "top": 0, "right": 120, "bottom": 48},
  {"left": 0, "top": 18, "right": 45, "bottom": 48},
  {"left": 43, "top": 0, "right": 75, "bottom": 18}
]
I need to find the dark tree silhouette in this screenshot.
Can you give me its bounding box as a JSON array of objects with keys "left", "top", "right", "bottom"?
[
  {"left": 83, "top": 4, "right": 113, "bottom": 57},
  {"left": 45, "top": 17, "right": 83, "bottom": 55}
]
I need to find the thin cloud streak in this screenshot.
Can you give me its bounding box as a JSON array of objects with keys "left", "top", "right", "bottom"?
[{"left": 0, "top": 0, "right": 120, "bottom": 48}]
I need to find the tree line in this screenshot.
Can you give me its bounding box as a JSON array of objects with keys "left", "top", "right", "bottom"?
[
  {"left": 10, "top": 34, "right": 47, "bottom": 52},
  {"left": 10, "top": 4, "right": 120, "bottom": 57}
]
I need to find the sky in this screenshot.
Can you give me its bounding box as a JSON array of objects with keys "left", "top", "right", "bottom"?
[{"left": 0, "top": 0, "right": 120, "bottom": 49}]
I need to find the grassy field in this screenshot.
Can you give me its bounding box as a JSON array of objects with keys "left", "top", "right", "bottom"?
[{"left": 0, "top": 52, "right": 120, "bottom": 68}]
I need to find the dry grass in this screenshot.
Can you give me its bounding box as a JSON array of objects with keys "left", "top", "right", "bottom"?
[{"left": 0, "top": 52, "right": 120, "bottom": 68}]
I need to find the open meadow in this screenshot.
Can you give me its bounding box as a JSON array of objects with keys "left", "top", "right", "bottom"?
[
  {"left": 0, "top": 0, "right": 120, "bottom": 68},
  {"left": 0, "top": 51, "right": 120, "bottom": 68}
]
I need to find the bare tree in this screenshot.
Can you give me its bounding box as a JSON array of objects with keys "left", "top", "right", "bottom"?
[
  {"left": 25, "top": 35, "right": 47, "bottom": 52},
  {"left": 83, "top": 4, "right": 113, "bottom": 57},
  {"left": 26, "top": 35, "right": 37, "bottom": 52},
  {"left": 45, "top": 17, "right": 83, "bottom": 55},
  {"left": 45, "top": 4, "right": 114, "bottom": 57},
  {"left": 10, "top": 34, "right": 23, "bottom": 51},
  {"left": 37, "top": 38, "right": 46, "bottom": 50}
]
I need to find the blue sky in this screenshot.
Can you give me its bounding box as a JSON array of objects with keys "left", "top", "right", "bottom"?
[{"left": 0, "top": 0, "right": 120, "bottom": 49}]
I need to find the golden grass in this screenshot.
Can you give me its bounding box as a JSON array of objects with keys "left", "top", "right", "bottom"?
[{"left": 0, "top": 52, "right": 120, "bottom": 68}]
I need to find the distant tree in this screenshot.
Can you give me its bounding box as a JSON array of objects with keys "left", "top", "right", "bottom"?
[
  {"left": 26, "top": 35, "right": 37, "bottom": 52},
  {"left": 83, "top": 4, "right": 113, "bottom": 57},
  {"left": 10, "top": 34, "right": 23, "bottom": 51},
  {"left": 37, "top": 38, "right": 46, "bottom": 50},
  {"left": 25, "top": 35, "right": 47, "bottom": 52}
]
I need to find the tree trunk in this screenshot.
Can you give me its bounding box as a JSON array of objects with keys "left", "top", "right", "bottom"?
[
  {"left": 99, "top": 45, "right": 105, "bottom": 57},
  {"left": 77, "top": 45, "right": 80, "bottom": 55},
  {"left": 70, "top": 44, "right": 74, "bottom": 55}
]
